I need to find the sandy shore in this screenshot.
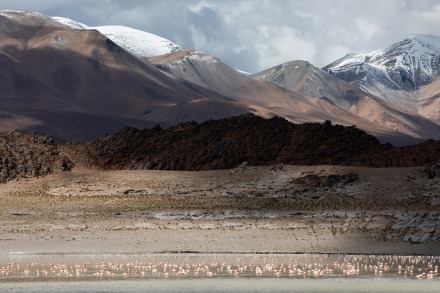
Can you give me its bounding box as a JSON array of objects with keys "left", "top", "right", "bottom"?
[{"left": 0, "top": 165, "right": 439, "bottom": 255}]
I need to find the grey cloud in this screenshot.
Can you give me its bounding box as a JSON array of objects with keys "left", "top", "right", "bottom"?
[
  {"left": 2, "top": 0, "right": 440, "bottom": 73},
  {"left": 398, "top": 0, "right": 440, "bottom": 11},
  {"left": 190, "top": 7, "right": 223, "bottom": 42}
]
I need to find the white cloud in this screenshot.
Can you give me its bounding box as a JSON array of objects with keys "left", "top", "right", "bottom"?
[
  {"left": 410, "top": 5, "right": 440, "bottom": 30},
  {"left": 320, "top": 44, "right": 351, "bottom": 67},
  {"left": 2, "top": 0, "right": 440, "bottom": 72},
  {"left": 254, "top": 25, "right": 317, "bottom": 70},
  {"left": 355, "top": 18, "right": 380, "bottom": 41}
]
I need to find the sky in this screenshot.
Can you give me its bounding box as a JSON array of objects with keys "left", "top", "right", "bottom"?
[{"left": 2, "top": 0, "right": 440, "bottom": 73}]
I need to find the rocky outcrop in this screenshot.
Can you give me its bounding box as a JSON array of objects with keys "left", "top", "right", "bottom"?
[
  {"left": 1, "top": 114, "right": 439, "bottom": 182},
  {"left": 364, "top": 139, "right": 440, "bottom": 167},
  {"left": 0, "top": 131, "right": 59, "bottom": 182},
  {"left": 80, "top": 114, "right": 440, "bottom": 171},
  {"left": 293, "top": 173, "right": 359, "bottom": 188},
  {"left": 393, "top": 212, "right": 440, "bottom": 243},
  {"left": 420, "top": 160, "right": 440, "bottom": 179},
  {"left": 78, "top": 115, "right": 374, "bottom": 170}
]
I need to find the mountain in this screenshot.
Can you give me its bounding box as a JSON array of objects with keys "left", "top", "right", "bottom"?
[
  {"left": 417, "top": 77, "right": 440, "bottom": 124},
  {"left": 149, "top": 50, "right": 422, "bottom": 145},
  {"left": 54, "top": 17, "right": 183, "bottom": 58},
  {"left": 251, "top": 60, "right": 440, "bottom": 143},
  {"left": 251, "top": 60, "right": 363, "bottom": 109},
  {"left": 0, "top": 10, "right": 243, "bottom": 140},
  {"left": 1, "top": 11, "right": 439, "bottom": 145},
  {"left": 323, "top": 35, "right": 440, "bottom": 115}
]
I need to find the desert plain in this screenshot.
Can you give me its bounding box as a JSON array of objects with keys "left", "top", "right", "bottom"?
[{"left": 0, "top": 163, "right": 439, "bottom": 256}]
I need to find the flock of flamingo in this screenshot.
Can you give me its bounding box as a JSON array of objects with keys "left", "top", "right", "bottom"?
[{"left": 0, "top": 254, "right": 439, "bottom": 280}]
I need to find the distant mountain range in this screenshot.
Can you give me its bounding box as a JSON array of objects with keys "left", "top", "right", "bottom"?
[{"left": 0, "top": 10, "right": 439, "bottom": 146}]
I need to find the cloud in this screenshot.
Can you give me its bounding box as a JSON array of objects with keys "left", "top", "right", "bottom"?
[
  {"left": 355, "top": 18, "right": 381, "bottom": 41},
  {"left": 321, "top": 44, "right": 352, "bottom": 65},
  {"left": 410, "top": 5, "right": 440, "bottom": 29},
  {"left": 2, "top": 0, "right": 440, "bottom": 73},
  {"left": 253, "top": 25, "right": 317, "bottom": 70}
]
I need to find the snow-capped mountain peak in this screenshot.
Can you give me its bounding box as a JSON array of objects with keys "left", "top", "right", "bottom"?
[
  {"left": 381, "top": 34, "right": 440, "bottom": 59},
  {"left": 373, "top": 34, "right": 440, "bottom": 82},
  {"left": 52, "top": 17, "right": 183, "bottom": 58},
  {"left": 53, "top": 16, "right": 89, "bottom": 29},
  {"left": 325, "top": 34, "right": 440, "bottom": 90},
  {"left": 92, "top": 26, "right": 183, "bottom": 58},
  {"left": 323, "top": 34, "right": 440, "bottom": 112}
]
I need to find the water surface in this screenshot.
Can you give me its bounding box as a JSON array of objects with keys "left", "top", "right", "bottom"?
[{"left": 1, "top": 253, "right": 438, "bottom": 292}]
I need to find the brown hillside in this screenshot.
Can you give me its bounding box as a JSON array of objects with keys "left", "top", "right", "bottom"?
[{"left": 0, "top": 11, "right": 240, "bottom": 140}]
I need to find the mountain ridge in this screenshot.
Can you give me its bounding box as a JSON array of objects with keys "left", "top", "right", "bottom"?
[
  {"left": 251, "top": 59, "right": 440, "bottom": 143},
  {"left": 0, "top": 10, "right": 439, "bottom": 146},
  {"left": 0, "top": 10, "right": 244, "bottom": 140},
  {"left": 149, "top": 50, "right": 428, "bottom": 145},
  {"left": 323, "top": 34, "right": 440, "bottom": 115}
]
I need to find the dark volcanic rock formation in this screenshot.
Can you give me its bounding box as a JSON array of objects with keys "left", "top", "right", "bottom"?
[
  {"left": 79, "top": 115, "right": 439, "bottom": 171},
  {"left": 0, "top": 131, "right": 59, "bottom": 182},
  {"left": 1, "top": 115, "right": 440, "bottom": 183},
  {"left": 293, "top": 173, "right": 359, "bottom": 188}
]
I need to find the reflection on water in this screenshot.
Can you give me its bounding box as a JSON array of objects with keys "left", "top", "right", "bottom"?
[{"left": 0, "top": 253, "right": 439, "bottom": 292}]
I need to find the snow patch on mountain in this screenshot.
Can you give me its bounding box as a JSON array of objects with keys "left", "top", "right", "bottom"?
[
  {"left": 1, "top": 10, "right": 55, "bottom": 24},
  {"left": 236, "top": 69, "right": 251, "bottom": 76},
  {"left": 93, "top": 26, "right": 182, "bottom": 58},
  {"left": 52, "top": 16, "right": 183, "bottom": 58},
  {"left": 53, "top": 16, "right": 89, "bottom": 29},
  {"left": 335, "top": 54, "right": 366, "bottom": 68}
]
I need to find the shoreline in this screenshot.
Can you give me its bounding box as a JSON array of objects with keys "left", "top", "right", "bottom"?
[{"left": 4, "top": 250, "right": 440, "bottom": 257}]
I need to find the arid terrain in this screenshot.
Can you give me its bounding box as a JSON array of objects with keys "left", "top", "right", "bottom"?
[
  {"left": 0, "top": 115, "right": 439, "bottom": 255},
  {"left": 1, "top": 163, "right": 439, "bottom": 255}
]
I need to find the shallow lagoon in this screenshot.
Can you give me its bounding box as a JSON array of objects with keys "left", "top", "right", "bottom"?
[
  {"left": 2, "top": 278, "right": 440, "bottom": 293},
  {"left": 1, "top": 253, "right": 439, "bottom": 292}
]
